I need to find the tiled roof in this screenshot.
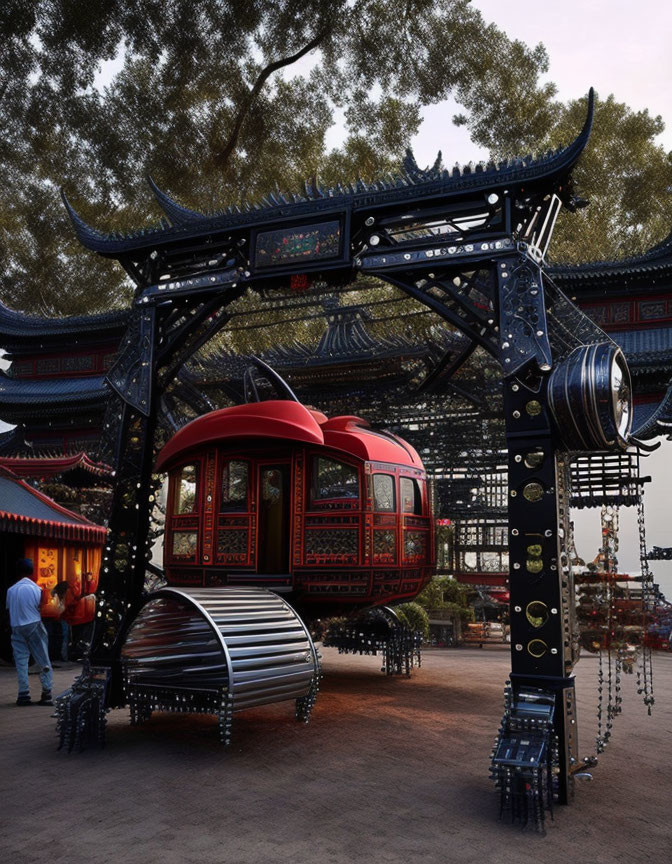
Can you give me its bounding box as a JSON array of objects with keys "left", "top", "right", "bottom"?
[
  {"left": 0, "top": 300, "right": 128, "bottom": 344},
  {"left": 0, "top": 467, "right": 107, "bottom": 542},
  {"left": 550, "top": 231, "right": 672, "bottom": 281},
  {"left": 62, "top": 92, "right": 594, "bottom": 256},
  {"left": 611, "top": 326, "right": 672, "bottom": 359},
  {"left": 0, "top": 452, "right": 112, "bottom": 479},
  {"left": 0, "top": 372, "right": 109, "bottom": 404}
]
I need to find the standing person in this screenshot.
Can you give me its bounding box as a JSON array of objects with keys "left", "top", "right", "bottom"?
[
  {"left": 72, "top": 572, "right": 96, "bottom": 658},
  {"left": 51, "top": 582, "right": 72, "bottom": 661},
  {"left": 6, "top": 559, "right": 53, "bottom": 706}
]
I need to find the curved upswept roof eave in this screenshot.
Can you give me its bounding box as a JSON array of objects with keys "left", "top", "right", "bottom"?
[
  {"left": 631, "top": 382, "right": 672, "bottom": 440},
  {"left": 62, "top": 90, "right": 595, "bottom": 257},
  {"left": 147, "top": 175, "right": 206, "bottom": 226},
  {"left": 549, "top": 229, "right": 672, "bottom": 282},
  {"left": 0, "top": 451, "right": 113, "bottom": 479},
  {"left": 0, "top": 298, "right": 129, "bottom": 343}
]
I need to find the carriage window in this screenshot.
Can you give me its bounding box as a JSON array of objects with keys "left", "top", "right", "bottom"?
[
  {"left": 312, "top": 457, "right": 359, "bottom": 501},
  {"left": 173, "top": 464, "right": 199, "bottom": 514},
  {"left": 400, "top": 477, "right": 422, "bottom": 514},
  {"left": 373, "top": 474, "right": 395, "bottom": 512},
  {"left": 221, "top": 460, "right": 248, "bottom": 511}
]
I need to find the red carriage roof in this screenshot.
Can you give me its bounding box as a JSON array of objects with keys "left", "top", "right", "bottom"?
[{"left": 155, "top": 400, "right": 424, "bottom": 472}]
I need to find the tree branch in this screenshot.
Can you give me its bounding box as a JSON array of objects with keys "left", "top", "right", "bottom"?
[{"left": 214, "top": 27, "right": 330, "bottom": 171}]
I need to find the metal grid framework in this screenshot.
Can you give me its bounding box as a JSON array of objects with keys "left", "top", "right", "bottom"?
[
  {"left": 51, "top": 89, "right": 636, "bottom": 824},
  {"left": 570, "top": 451, "right": 649, "bottom": 508}
]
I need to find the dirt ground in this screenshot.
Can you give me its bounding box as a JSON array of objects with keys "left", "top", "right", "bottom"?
[{"left": 1, "top": 647, "right": 670, "bottom": 864}]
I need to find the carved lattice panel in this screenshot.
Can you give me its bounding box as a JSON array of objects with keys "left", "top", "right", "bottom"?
[
  {"left": 373, "top": 530, "right": 397, "bottom": 564},
  {"left": 216, "top": 529, "right": 249, "bottom": 565},
  {"left": 304, "top": 529, "right": 359, "bottom": 564},
  {"left": 404, "top": 531, "right": 427, "bottom": 563}
]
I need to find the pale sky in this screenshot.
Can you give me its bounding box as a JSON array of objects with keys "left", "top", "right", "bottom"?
[
  {"left": 411, "top": 0, "right": 672, "bottom": 167},
  {"left": 2, "top": 0, "right": 671, "bottom": 588}
]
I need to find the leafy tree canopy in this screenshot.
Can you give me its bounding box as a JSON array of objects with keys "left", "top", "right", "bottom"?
[{"left": 0, "top": 0, "right": 670, "bottom": 316}]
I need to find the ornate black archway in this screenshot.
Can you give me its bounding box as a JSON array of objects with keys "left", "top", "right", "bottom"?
[{"left": 60, "top": 90, "right": 630, "bottom": 817}]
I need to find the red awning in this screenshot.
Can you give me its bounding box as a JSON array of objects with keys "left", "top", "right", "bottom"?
[{"left": 0, "top": 467, "right": 107, "bottom": 544}]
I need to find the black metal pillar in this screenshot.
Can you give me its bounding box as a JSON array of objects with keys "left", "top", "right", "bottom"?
[{"left": 502, "top": 371, "right": 579, "bottom": 805}]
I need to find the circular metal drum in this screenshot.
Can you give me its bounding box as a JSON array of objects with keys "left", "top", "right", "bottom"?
[
  {"left": 121, "top": 586, "right": 320, "bottom": 742},
  {"left": 548, "top": 343, "right": 632, "bottom": 451}
]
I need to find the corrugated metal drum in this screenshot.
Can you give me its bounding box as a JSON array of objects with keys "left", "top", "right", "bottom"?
[{"left": 121, "top": 586, "right": 320, "bottom": 743}]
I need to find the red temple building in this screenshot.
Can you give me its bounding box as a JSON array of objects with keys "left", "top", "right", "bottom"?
[{"left": 0, "top": 466, "right": 106, "bottom": 659}]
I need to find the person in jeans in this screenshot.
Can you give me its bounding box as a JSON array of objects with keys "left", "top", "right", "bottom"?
[{"left": 6, "top": 559, "right": 53, "bottom": 706}]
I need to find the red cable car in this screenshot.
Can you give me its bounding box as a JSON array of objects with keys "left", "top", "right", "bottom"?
[{"left": 155, "top": 399, "right": 435, "bottom": 617}]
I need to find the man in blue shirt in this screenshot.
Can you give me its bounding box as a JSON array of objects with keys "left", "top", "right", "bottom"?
[{"left": 6, "top": 559, "right": 53, "bottom": 706}]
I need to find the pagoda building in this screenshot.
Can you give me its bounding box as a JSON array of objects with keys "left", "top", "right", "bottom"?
[{"left": 0, "top": 302, "right": 128, "bottom": 456}]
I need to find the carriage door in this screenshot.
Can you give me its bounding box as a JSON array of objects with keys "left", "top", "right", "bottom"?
[{"left": 258, "top": 464, "right": 291, "bottom": 573}]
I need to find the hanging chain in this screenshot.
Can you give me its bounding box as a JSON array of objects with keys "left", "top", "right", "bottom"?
[
  {"left": 595, "top": 505, "right": 619, "bottom": 752},
  {"left": 636, "top": 494, "right": 655, "bottom": 715}
]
